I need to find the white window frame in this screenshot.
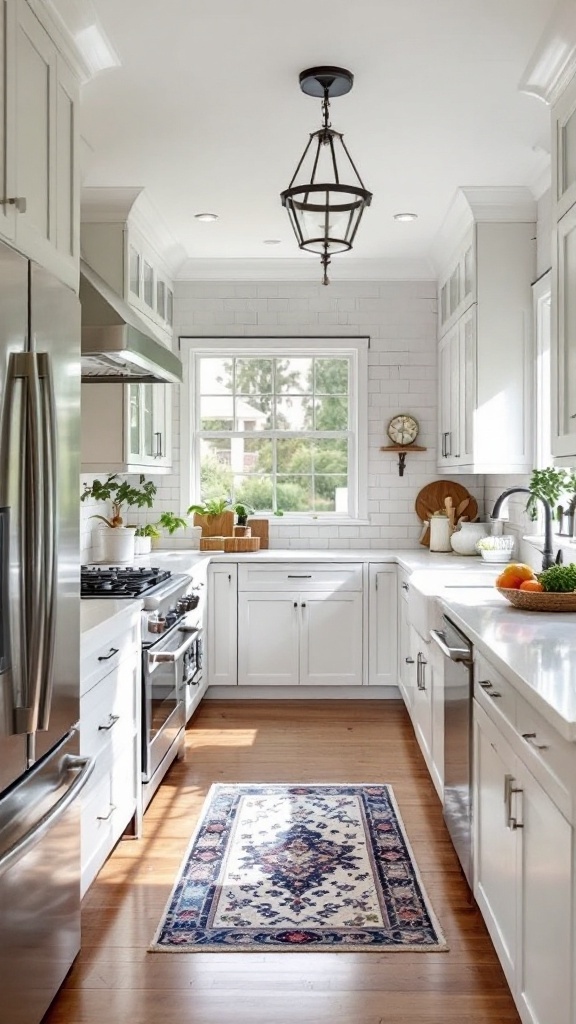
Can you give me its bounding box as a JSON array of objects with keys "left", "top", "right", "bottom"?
[{"left": 180, "top": 336, "right": 369, "bottom": 523}]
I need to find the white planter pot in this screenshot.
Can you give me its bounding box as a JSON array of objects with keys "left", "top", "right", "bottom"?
[
  {"left": 134, "top": 535, "right": 152, "bottom": 556},
  {"left": 99, "top": 526, "right": 136, "bottom": 563}
]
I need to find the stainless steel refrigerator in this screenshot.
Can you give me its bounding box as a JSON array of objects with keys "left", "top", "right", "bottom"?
[{"left": 0, "top": 239, "right": 93, "bottom": 1024}]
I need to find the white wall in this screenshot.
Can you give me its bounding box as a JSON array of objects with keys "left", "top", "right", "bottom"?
[{"left": 80, "top": 276, "right": 484, "bottom": 558}]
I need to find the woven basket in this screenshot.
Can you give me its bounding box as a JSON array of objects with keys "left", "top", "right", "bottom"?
[{"left": 498, "top": 587, "right": 576, "bottom": 612}]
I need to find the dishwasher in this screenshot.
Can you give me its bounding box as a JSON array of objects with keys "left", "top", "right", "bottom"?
[{"left": 430, "top": 615, "right": 474, "bottom": 887}]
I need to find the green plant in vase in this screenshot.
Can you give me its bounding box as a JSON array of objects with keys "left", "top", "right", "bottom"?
[{"left": 81, "top": 474, "right": 157, "bottom": 527}]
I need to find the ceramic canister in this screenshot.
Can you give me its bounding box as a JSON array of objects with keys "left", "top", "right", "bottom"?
[
  {"left": 450, "top": 521, "right": 489, "bottom": 556},
  {"left": 429, "top": 515, "right": 452, "bottom": 552}
]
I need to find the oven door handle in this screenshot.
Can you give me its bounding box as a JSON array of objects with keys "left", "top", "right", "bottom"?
[
  {"left": 429, "top": 628, "right": 472, "bottom": 664},
  {"left": 148, "top": 629, "right": 199, "bottom": 665}
]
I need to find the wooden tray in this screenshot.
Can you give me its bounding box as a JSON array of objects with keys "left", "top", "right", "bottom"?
[
  {"left": 415, "top": 480, "right": 478, "bottom": 546},
  {"left": 223, "top": 537, "right": 261, "bottom": 552},
  {"left": 497, "top": 588, "right": 576, "bottom": 612}
]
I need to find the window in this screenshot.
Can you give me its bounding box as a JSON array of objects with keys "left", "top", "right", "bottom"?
[{"left": 183, "top": 339, "right": 368, "bottom": 519}]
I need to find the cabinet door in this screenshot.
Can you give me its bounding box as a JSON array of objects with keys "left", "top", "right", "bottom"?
[
  {"left": 127, "top": 383, "right": 172, "bottom": 469},
  {"left": 438, "top": 327, "right": 459, "bottom": 467},
  {"left": 207, "top": 565, "right": 238, "bottom": 686},
  {"left": 368, "top": 565, "right": 397, "bottom": 687},
  {"left": 516, "top": 763, "right": 573, "bottom": 1024},
  {"left": 14, "top": 1, "right": 55, "bottom": 259},
  {"left": 457, "top": 307, "right": 475, "bottom": 466},
  {"left": 552, "top": 203, "right": 576, "bottom": 459},
  {"left": 0, "top": 0, "right": 15, "bottom": 242},
  {"left": 237, "top": 592, "right": 299, "bottom": 686},
  {"left": 553, "top": 80, "right": 576, "bottom": 221},
  {"left": 54, "top": 54, "right": 79, "bottom": 268},
  {"left": 397, "top": 591, "right": 415, "bottom": 711},
  {"left": 300, "top": 591, "right": 363, "bottom": 686},
  {"left": 473, "top": 703, "right": 517, "bottom": 989},
  {"left": 409, "top": 628, "right": 432, "bottom": 764}
]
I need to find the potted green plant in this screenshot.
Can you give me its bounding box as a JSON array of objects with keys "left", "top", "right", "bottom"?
[
  {"left": 134, "top": 523, "right": 161, "bottom": 555},
  {"left": 229, "top": 501, "right": 255, "bottom": 535},
  {"left": 150, "top": 511, "right": 193, "bottom": 549},
  {"left": 527, "top": 467, "right": 569, "bottom": 530},
  {"left": 187, "top": 497, "right": 234, "bottom": 538},
  {"left": 81, "top": 474, "right": 157, "bottom": 561}
]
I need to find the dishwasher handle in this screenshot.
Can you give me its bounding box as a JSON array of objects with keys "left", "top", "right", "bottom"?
[{"left": 430, "top": 628, "right": 472, "bottom": 665}]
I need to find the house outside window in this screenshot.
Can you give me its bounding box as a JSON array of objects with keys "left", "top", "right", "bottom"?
[{"left": 182, "top": 338, "right": 368, "bottom": 520}]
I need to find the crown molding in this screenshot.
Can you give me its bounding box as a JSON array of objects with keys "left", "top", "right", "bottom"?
[
  {"left": 518, "top": 0, "right": 576, "bottom": 106},
  {"left": 81, "top": 187, "right": 187, "bottom": 278},
  {"left": 429, "top": 186, "right": 538, "bottom": 275},
  {"left": 176, "top": 255, "right": 435, "bottom": 282}
]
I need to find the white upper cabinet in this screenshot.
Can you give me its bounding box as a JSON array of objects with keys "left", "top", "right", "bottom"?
[
  {"left": 551, "top": 72, "right": 576, "bottom": 462},
  {"left": 434, "top": 192, "right": 535, "bottom": 475},
  {"left": 81, "top": 381, "right": 173, "bottom": 474},
  {"left": 0, "top": 0, "right": 80, "bottom": 287},
  {"left": 80, "top": 188, "right": 180, "bottom": 345}
]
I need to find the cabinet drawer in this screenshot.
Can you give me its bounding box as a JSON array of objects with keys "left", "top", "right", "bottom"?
[
  {"left": 474, "top": 652, "right": 516, "bottom": 730},
  {"left": 515, "top": 697, "right": 576, "bottom": 817},
  {"left": 80, "top": 652, "right": 139, "bottom": 761},
  {"left": 238, "top": 563, "right": 363, "bottom": 592},
  {"left": 81, "top": 615, "right": 140, "bottom": 696}
]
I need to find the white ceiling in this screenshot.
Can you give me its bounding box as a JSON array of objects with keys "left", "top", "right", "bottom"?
[{"left": 80, "top": 0, "right": 557, "bottom": 275}]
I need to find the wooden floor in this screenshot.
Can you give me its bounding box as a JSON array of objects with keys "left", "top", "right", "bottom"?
[{"left": 43, "top": 700, "right": 520, "bottom": 1024}]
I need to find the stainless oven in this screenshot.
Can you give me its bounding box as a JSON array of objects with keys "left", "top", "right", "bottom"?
[{"left": 142, "top": 618, "right": 203, "bottom": 804}]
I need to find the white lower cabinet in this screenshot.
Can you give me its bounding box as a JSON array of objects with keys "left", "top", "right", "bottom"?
[
  {"left": 405, "top": 624, "right": 443, "bottom": 799},
  {"left": 368, "top": 564, "right": 398, "bottom": 688},
  {"left": 397, "top": 571, "right": 415, "bottom": 709},
  {"left": 474, "top": 699, "right": 574, "bottom": 1024},
  {"left": 238, "top": 589, "right": 363, "bottom": 687},
  {"left": 80, "top": 607, "right": 141, "bottom": 896},
  {"left": 207, "top": 563, "right": 238, "bottom": 686}
]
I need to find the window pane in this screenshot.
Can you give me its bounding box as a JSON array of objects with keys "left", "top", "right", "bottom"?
[
  {"left": 276, "top": 357, "right": 312, "bottom": 394},
  {"left": 200, "top": 395, "right": 233, "bottom": 430},
  {"left": 314, "top": 358, "right": 348, "bottom": 394},
  {"left": 199, "top": 358, "right": 233, "bottom": 395},
  {"left": 275, "top": 396, "right": 309, "bottom": 430},
  {"left": 156, "top": 279, "right": 166, "bottom": 318},
  {"left": 235, "top": 436, "right": 272, "bottom": 475},
  {"left": 277, "top": 475, "right": 313, "bottom": 512},
  {"left": 143, "top": 262, "right": 154, "bottom": 308},
  {"left": 129, "top": 247, "right": 140, "bottom": 297},
  {"left": 313, "top": 438, "right": 348, "bottom": 475},
  {"left": 313, "top": 395, "right": 348, "bottom": 430},
  {"left": 313, "top": 475, "right": 348, "bottom": 512},
  {"left": 235, "top": 358, "right": 273, "bottom": 394},
  {"left": 234, "top": 476, "right": 274, "bottom": 510},
  {"left": 277, "top": 437, "right": 313, "bottom": 473},
  {"left": 235, "top": 395, "right": 270, "bottom": 431},
  {"left": 200, "top": 438, "right": 233, "bottom": 500}
]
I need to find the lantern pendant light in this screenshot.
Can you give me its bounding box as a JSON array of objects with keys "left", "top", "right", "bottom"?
[{"left": 280, "top": 67, "right": 372, "bottom": 285}]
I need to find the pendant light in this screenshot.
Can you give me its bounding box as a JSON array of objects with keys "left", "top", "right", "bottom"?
[{"left": 280, "top": 67, "right": 372, "bottom": 285}]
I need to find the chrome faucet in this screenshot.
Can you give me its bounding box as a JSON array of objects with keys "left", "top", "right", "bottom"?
[{"left": 490, "top": 486, "right": 555, "bottom": 571}]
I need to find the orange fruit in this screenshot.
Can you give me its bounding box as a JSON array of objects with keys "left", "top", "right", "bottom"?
[
  {"left": 496, "top": 563, "right": 537, "bottom": 590},
  {"left": 519, "top": 579, "right": 544, "bottom": 592}
]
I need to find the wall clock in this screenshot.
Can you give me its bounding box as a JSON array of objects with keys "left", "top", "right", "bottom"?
[{"left": 387, "top": 414, "right": 420, "bottom": 446}]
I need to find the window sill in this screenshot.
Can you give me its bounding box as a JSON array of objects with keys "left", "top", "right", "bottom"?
[{"left": 258, "top": 516, "right": 371, "bottom": 527}]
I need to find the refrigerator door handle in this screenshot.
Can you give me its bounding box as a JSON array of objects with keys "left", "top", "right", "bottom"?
[
  {"left": 0, "top": 353, "right": 45, "bottom": 735},
  {"left": 37, "top": 353, "right": 58, "bottom": 730},
  {"left": 0, "top": 749, "right": 94, "bottom": 878}
]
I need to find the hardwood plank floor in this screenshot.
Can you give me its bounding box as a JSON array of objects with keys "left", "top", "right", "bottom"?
[{"left": 43, "top": 700, "right": 520, "bottom": 1024}]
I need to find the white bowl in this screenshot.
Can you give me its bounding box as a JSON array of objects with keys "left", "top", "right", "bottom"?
[{"left": 480, "top": 549, "right": 513, "bottom": 563}]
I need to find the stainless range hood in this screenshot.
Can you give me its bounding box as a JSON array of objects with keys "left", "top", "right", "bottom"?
[{"left": 80, "top": 260, "right": 183, "bottom": 384}]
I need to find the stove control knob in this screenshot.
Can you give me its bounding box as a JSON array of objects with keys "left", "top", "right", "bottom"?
[{"left": 165, "top": 609, "right": 178, "bottom": 628}]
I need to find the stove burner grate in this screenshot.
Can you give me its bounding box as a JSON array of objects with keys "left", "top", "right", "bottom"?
[{"left": 81, "top": 566, "right": 172, "bottom": 599}]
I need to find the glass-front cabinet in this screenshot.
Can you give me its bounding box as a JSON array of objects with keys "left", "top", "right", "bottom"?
[
  {"left": 553, "top": 77, "right": 576, "bottom": 221},
  {"left": 128, "top": 383, "right": 172, "bottom": 469}
]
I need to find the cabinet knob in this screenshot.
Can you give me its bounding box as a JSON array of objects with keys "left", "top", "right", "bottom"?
[
  {"left": 401, "top": 582, "right": 409, "bottom": 591},
  {"left": 301, "top": 602, "right": 306, "bottom": 609},
  {"left": 405, "top": 656, "right": 415, "bottom": 664},
  {"left": 0, "top": 196, "right": 26, "bottom": 214}
]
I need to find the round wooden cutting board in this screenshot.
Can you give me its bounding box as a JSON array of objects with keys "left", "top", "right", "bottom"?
[{"left": 415, "top": 481, "right": 479, "bottom": 546}]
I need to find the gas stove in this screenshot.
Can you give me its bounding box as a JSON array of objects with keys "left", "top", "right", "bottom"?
[{"left": 81, "top": 565, "right": 173, "bottom": 599}]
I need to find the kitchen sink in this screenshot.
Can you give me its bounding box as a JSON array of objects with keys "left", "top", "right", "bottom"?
[{"left": 408, "top": 568, "right": 500, "bottom": 637}]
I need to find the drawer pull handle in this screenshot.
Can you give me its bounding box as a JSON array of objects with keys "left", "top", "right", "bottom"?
[
  {"left": 405, "top": 656, "right": 415, "bottom": 664},
  {"left": 479, "top": 679, "right": 492, "bottom": 689},
  {"left": 98, "top": 714, "right": 119, "bottom": 732},
  {"left": 401, "top": 582, "right": 409, "bottom": 591},
  {"left": 0, "top": 196, "right": 27, "bottom": 213},
  {"left": 288, "top": 575, "right": 312, "bottom": 579},
  {"left": 96, "top": 803, "right": 116, "bottom": 822},
  {"left": 522, "top": 731, "right": 549, "bottom": 750},
  {"left": 98, "top": 647, "right": 119, "bottom": 662},
  {"left": 488, "top": 691, "right": 502, "bottom": 700}
]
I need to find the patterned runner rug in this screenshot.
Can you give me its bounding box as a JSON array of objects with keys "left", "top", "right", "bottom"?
[{"left": 150, "top": 783, "right": 447, "bottom": 952}]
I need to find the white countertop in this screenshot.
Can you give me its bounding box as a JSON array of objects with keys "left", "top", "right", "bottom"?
[{"left": 80, "top": 597, "right": 142, "bottom": 642}]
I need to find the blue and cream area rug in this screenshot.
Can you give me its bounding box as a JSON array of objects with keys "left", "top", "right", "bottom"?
[{"left": 150, "top": 783, "right": 447, "bottom": 952}]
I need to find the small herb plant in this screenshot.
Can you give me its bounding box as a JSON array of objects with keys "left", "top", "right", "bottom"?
[
  {"left": 134, "top": 523, "right": 161, "bottom": 539},
  {"left": 81, "top": 474, "right": 157, "bottom": 528},
  {"left": 187, "top": 497, "right": 230, "bottom": 518},
  {"left": 156, "top": 512, "right": 188, "bottom": 535},
  {"left": 230, "top": 502, "right": 255, "bottom": 526}
]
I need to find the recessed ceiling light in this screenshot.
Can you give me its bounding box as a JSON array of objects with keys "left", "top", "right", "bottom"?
[
  {"left": 195, "top": 213, "right": 219, "bottom": 222},
  {"left": 394, "top": 212, "right": 418, "bottom": 222},
  {"left": 263, "top": 239, "right": 282, "bottom": 245}
]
